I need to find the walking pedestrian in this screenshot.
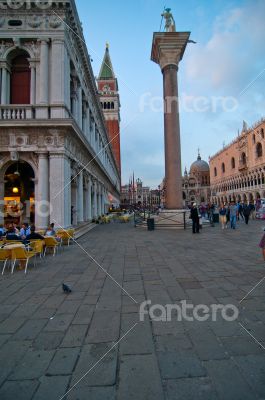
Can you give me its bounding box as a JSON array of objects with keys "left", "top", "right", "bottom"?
[
  {"left": 243, "top": 203, "right": 251, "bottom": 225},
  {"left": 229, "top": 201, "right": 238, "bottom": 229},
  {"left": 219, "top": 203, "right": 227, "bottom": 229},
  {"left": 226, "top": 203, "right": 230, "bottom": 229},
  {"left": 190, "top": 203, "right": 200, "bottom": 234},
  {"left": 238, "top": 202, "right": 244, "bottom": 221}
]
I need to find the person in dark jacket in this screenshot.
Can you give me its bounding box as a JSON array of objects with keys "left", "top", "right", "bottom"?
[
  {"left": 26, "top": 225, "right": 44, "bottom": 240},
  {"left": 6, "top": 226, "right": 22, "bottom": 241},
  {"left": 190, "top": 203, "right": 200, "bottom": 234},
  {"left": 243, "top": 204, "right": 251, "bottom": 225}
]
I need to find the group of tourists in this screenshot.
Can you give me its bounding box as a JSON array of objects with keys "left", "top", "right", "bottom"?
[
  {"left": 0, "top": 222, "right": 57, "bottom": 243},
  {"left": 189, "top": 201, "right": 256, "bottom": 234},
  {"left": 218, "top": 201, "right": 255, "bottom": 229}
]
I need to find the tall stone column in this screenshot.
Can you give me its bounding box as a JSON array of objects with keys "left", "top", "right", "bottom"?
[
  {"left": 50, "top": 38, "right": 66, "bottom": 118},
  {"left": 151, "top": 31, "right": 190, "bottom": 209},
  {"left": 29, "top": 60, "right": 36, "bottom": 105},
  {"left": 35, "top": 152, "right": 49, "bottom": 229},
  {"left": 77, "top": 170, "right": 84, "bottom": 223},
  {"left": 0, "top": 65, "right": 7, "bottom": 105},
  {"left": 93, "top": 181, "right": 98, "bottom": 218},
  {"left": 37, "top": 39, "right": 49, "bottom": 118},
  {"left": 88, "top": 177, "right": 92, "bottom": 220},
  {"left": 0, "top": 178, "right": 4, "bottom": 225},
  {"left": 49, "top": 153, "right": 71, "bottom": 228}
]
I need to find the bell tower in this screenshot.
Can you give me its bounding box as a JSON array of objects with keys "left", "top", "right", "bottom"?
[{"left": 97, "top": 43, "right": 121, "bottom": 173}]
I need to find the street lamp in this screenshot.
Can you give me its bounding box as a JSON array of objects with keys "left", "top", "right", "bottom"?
[{"left": 158, "top": 185, "right": 161, "bottom": 207}]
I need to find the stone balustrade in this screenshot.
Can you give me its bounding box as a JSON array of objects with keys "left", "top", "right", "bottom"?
[{"left": 0, "top": 105, "right": 34, "bottom": 120}]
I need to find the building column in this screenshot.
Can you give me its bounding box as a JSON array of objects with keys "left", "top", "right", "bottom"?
[
  {"left": 0, "top": 178, "right": 4, "bottom": 225},
  {"left": 101, "top": 187, "right": 106, "bottom": 214},
  {"left": 50, "top": 38, "right": 66, "bottom": 118},
  {"left": 49, "top": 153, "right": 71, "bottom": 228},
  {"left": 93, "top": 181, "right": 98, "bottom": 218},
  {"left": 77, "top": 83, "right": 82, "bottom": 128},
  {"left": 77, "top": 170, "right": 84, "bottom": 223},
  {"left": 29, "top": 60, "right": 36, "bottom": 105},
  {"left": 35, "top": 152, "right": 49, "bottom": 229},
  {"left": 37, "top": 39, "right": 49, "bottom": 118},
  {"left": 0, "top": 65, "right": 7, "bottom": 105},
  {"left": 97, "top": 184, "right": 102, "bottom": 216},
  {"left": 88, "top": 177, "right": 92, "bottom": 220}
]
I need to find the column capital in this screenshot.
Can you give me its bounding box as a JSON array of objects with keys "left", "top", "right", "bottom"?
[
  {"left": 51, "top": 38, "right": 64, "bottom": 44},
  {"left": 38, "top": 38, "right": 50, "bottom": 44},
  {"left": 151, "top": 31, "right": 190, "bottom": 71},
  {"left": 36, "top": 151, "right": 49, "bottom": 158}
]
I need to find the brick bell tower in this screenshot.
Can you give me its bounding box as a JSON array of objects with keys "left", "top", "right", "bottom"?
[{"left": 97, "top": 43, "right": 121, "bottom": 173}]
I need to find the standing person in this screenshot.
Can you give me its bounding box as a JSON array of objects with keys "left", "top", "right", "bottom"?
[
  {"left": 229, "top": 201, "right": 238, "bottom": 229},
  {"left": 259, "top": 229, "right": 265, "bottom": 260},
  {"left": 250, "top": 202, "right": 256, "bottom": 220},
  {"left": 190, "top": 203, "right": 200, "bottom": 234},
  {"left": 219, "top": 203, "right": 227, "bottom": 230},
  {"left": 20, "top": 223, "right": 30, "bottom": 239},
  {"left": 238, "top": 202, "right": 244, "bottom": 221},
  {"left": 226, "top": 203, "right": 230, "bottom": 229},
  {"left": 243, "top": 203, "right": 251, "bottom": 225}
]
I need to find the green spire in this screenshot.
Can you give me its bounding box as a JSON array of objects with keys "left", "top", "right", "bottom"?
[{"left": 98, "top": 43, "right": 115, "bottom": 80}]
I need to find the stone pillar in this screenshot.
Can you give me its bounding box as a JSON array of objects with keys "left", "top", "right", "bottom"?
[
  {"left": 97, "top": 185, "right": 102, "bottom": 216},
  {"left": 49, "top": 153, "right": 71, "bottom": 228},
  {"left": 88, "top": 177, "right": 92, "bottom": 220},
  {"left": 0, "top": 178, "right": 4, "bottom": 225},
  {"left": 29, "top": 60, "right": 36, "bottom": 105},
  {"left": 77, "top": 83, "right": 82, "bottom": 128},
  {"left": 35, "top": 152, "right": 49, "bottom": 229},
  {"left": 50, "top": 38, "right": 66, "bottom": 118},
  {"left": 151, "top": 31, "right": 190, "bottom": 209},
  {"left": 101, "top": 188, "right": 105, "bottom": 214},
  {"left": 1, "top": 65, "right": 7, "bottom": 105},
  {"left": 93, "top": 181, "right": 98, "bottom": 218},
  {"left": 37, "top": 39, "right": 49, "bottom": 118},
  {"left": 77, "top": 170, "right": 84, "bottom": 223}
]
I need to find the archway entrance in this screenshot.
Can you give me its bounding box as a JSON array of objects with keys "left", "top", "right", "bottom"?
[{"left": 4, "top": 161, "right": 35, "bottom": 225}]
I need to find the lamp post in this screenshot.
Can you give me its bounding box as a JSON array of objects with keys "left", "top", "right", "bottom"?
[{"left": 158, "top": 185, "right": 161, "bottom": 207}]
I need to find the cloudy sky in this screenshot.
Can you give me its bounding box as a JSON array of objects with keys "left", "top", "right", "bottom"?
[{"left": 76, "top": 0, "right": 265, "bottom": 188}]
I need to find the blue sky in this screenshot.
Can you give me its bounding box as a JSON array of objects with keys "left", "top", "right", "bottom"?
[{"left": 75, "top": 0, "right": 265, "bottom": 188}]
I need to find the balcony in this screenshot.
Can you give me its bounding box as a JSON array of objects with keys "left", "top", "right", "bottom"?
[
  {"left": 238, "top": 161, "right": 248, "bottom": 171},
  {"left": 0, "top": 105, "right": 35, "bottom": 120}
]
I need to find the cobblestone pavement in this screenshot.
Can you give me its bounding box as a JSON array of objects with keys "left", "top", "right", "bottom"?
[{"left": 0, "top": 219, "right": 264, "bottom": 400}]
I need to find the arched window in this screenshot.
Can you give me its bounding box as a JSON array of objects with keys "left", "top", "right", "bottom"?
[
  {"left": 261, "top": 128, "right": 264, "bottom": 139},
  {"left": 214, "top": 167, "right": 217, "bottom": 177},
  {"left": 231, "top": 157, "right": 235, "bottom": 169},
  {"left": 241, "top": 152, "right": 246, "bottom": 165},
  {"left": 221, "top": 163, "right": 225, "bottom": 173},
  {"left": 256, "top": 142, "right": 263, "bottom": 158},
  {"left": 10, "top": 54, "right": 30, "bottom": 104},
  {"left": 253, "top": 134, "right": 256, "bottom": 144},
  {"left": 111, "top": 102, "right": 114, "bottom": 109}
]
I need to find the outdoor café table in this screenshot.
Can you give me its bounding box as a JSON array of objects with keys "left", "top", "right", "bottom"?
[
  {"left": 4, "top": 243, "right": 25, "bottom": 250},
  {"left": 4, "top": 243, "right": 26, "bottom": 270}
]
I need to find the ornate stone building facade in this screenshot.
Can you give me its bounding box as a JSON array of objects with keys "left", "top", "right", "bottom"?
[
  {"left": 210, "top": 119, "right": 265, "bottom": 205},
  {"left": 183, "top": 153, "right": 211, "bottom": 205},
  {"left": 0, "top": 1, "right": 120, "bottom": 228}
]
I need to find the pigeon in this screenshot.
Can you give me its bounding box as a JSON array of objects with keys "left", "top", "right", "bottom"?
[{"left": 62, "top": 283, "right": 72, "bottom": 294}]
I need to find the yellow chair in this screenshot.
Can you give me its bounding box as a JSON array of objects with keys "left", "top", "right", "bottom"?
[
  {"left": 30, "top": 240, "right": 44, "bottom": 258},
  {"left": 0, "top": 248, "right": 11, "bottom": 275},
  {"left": 67, "top": 229, "right": 75, "bottom": 245},
  {"left": 11, "top": 247, "right": 36, "bottom": 274},
  {"left": 44, "top": 237, "right": 59, "bottom": 256}
]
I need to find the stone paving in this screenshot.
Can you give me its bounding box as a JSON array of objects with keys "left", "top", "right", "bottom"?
[{"left": 0, "top": 219, "right": 264, "bottom": 400}]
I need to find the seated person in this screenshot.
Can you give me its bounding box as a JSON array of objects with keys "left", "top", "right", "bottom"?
[
  {"left": 26, "top": 225, "right": 44, "bottom": 241},
  {"left": 20, "top": 223, "right": 31, "bottom": 239},
  {"left": 6, "top": 226, "right": 22, "bottom": 241},
  {"left": 45, "top": 223, "right": 56, "bottom": 236},
  {"left": 0, "top": 224, "right": 6, "bottom": 238}
]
